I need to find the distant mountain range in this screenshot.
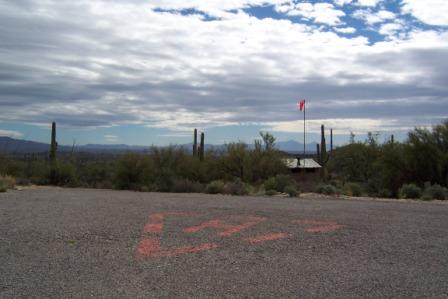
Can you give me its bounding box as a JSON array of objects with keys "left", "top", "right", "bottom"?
[{"left": 0, "top": 136, "right": 319, "bottom": 155}]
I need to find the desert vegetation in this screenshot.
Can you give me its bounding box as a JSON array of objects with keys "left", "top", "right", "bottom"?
[
  {"left": 1, "top": 120, "right": 447, "bottom": 200},
  {"left": 323, "top": 119, "right": 448, "bottom": 200},
  {"left": 0, "top": 131, "right": 299, "bottom": 197}
]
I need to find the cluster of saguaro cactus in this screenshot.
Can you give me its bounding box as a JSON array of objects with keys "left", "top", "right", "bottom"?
[
  {"left": 316, "top": 124, "right": 333, "bottom": 179},
  {"left": 192, "top": 129, "right": 205, "bottom": 161}
]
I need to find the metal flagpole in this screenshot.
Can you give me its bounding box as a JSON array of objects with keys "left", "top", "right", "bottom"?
[{"left": 303, "top": 100, "right": 306, "bottom": 156}]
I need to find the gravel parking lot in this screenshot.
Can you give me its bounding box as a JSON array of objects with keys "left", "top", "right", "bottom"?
[{"left": 1, "top": 187, "right": 447, "bottom": 298}]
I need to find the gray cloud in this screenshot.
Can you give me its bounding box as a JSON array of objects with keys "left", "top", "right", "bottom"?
[{"left": 0, "top": 0, "right": 447, "bottom": 134}]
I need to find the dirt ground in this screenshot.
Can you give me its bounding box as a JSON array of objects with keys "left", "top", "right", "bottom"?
[{"left": 1, "top": 187, "right": 447, "bottom": 298}]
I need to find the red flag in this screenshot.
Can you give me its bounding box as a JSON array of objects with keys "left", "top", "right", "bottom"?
[{"left": 297, "top": 99, "right": 305, "bottom": 111}]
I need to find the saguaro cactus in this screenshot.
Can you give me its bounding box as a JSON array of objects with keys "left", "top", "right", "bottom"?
[
  {"left": 318, "top": 124, "right": 333, "bottom": 180},
  {"left": 49, "top": 122, "right": 57, "bottom": 161},
  {"left": 49, "top": 122, "right": 58, "bottom": 184},
  {"left": 320, "top": 124, "right": 327, "bottom": 164},
  {"left": 330, "top": 128, "right": 333, "bottom": 152},
  {"left": 316, "top": 143, "right": 320, "bottom": 162},
  {"left": 193, "top": 128, "right": 198, "bottom": 157},
  {"left": 199, "top": 132, "right": 205, "bottom": 161}
]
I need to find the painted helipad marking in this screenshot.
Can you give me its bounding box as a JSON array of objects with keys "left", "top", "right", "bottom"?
[
  {"left": 136, "top": 211, "right": 218, "bottom": 259},
  {"left": 143, "top": 223, "right": 163, "bottom": 233},
  {"left": 183, "top": 216, "right": 266, "bottom": 237},
  {"left": 137, "top": 238, "right": 218, "bottom": 258},
  {"left": 243, "top": 232, "right": 290, "bottom": 243},
  {"left": 291, "top": 219, "right": 345, "bottom": 233},
  {"left": 136, "top": 212, "right": 346, "bottom": 259}
]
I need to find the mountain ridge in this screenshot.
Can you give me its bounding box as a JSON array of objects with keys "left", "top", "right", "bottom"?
[{"left": 0, "top": 136, "right": 319, "bottom": 154}]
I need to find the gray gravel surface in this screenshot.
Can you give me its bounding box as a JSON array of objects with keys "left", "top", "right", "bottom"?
[{"left": 1, "top": 187, "right": 447, "bottom": 298}]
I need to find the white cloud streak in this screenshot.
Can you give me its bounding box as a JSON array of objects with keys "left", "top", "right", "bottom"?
[
  {"left": 0, "top": 129, "right": 23, "bottom": 138},
  {"left": 401, "top": 0, "right": 448, "bottom": 26}
]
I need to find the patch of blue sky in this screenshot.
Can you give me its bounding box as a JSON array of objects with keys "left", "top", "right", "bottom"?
[
  {"left": 243, "top": 4, "right": 285, "bottom": 20},
  {"left": 153, "top": 8, "right": 218, "bottom": 21}
]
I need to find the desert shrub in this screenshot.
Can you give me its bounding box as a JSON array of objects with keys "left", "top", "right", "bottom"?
[
  {"left": 172, "top": 179, "right": 203, "bottom": 193},
  {"left": 245, "top": 184, "right": 257, "bottom": 195},
  {"left": 48, "top": 162, "right": 77, "bottom": 186},
  {"left": 192, "top": 182, "right": 205, "bottom": 193},
  {"left": 273, "top": 174, "right": 296, "bottom": 193},
  {"left": 420, "top": 193, "right": 433, "bottom": 201},
  {"left": 172, "top": 179, "right": 194, "bottom": 193},
  {"left": 378, "top": 189, "right": 392, "bottom": 198},
  {"left": 152, "top": 169, "right": 176, "bottom": 192},
  {"left": 0, "top": 175, "right": 16, "bottom": 189},
  {"left": 0, "top": 175, "right": 15, "bottom": 192},
  {"left": 95, "top": 180, "right": 114, "bottom": 190},
  {"left": 77, "top": 161, "right": 114, "bottom": 188},
  {"left": 223, "top": 179, "right": 249, "bottom": 195},
  {"left": 14, "top": 177, "right": 31, "bottom": 186},
  {"left": 265, "top": 189, "right": 277, "bottom": 196},
  {"left": 264, "top": 175, "right": 297, "bottom": 193},
  {"left": 343, "top": 182, "right": 363, "bottom": 197},
  {"left": 206, "top": 180, "right": 225, "bottom": 194},
  {"left": 329, "top": 179, "right": 344, "bottom": 189},
  {"left": 284, "top": 184, "right": 299, "bottom": 197},
  {"left": 264, "top": 177, "right": 276, "bottom": 192},
  {"left": 423, "top": 183, "right": 446, "bottom": 200},
  {"left": 139, "top": 185, "right": 150, "bottom": 192},
  {"left": 399, "top": 183, "right": 422, "bottom": 199},
  {"left": 114, "top": 153, "right": 152, "bottom": 190},
  {"left": 363, "top": 177, "right": 382, "bottom": 197},
  {"left": 316, "top": 183, "right": 338, "bottom": 195}
]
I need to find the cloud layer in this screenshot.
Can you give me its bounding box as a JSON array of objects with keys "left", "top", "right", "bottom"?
[{"left": 0, "top": 0, "right": 447, "bottom": 137}]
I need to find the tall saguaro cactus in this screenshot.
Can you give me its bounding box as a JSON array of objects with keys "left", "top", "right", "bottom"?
[
  {"left": 320, "top": 124, "right": 327, "bottom": 164},
  {"left": 330, "top": 128, "right": 333, "bottom": 152},
  {"left": 49, "top": 122, "right": 58, "bottom": 184},
  {"left": 317, "top": 124, "right": 333, "bottom": 180},
  {"left": 193, "top": 128, "right": 198, "bottom": 157},
  {"left": 316, "top": 143, "right": 320, "bottom": 162},
  {"left": 199, "top": 132, "right": 205, "bottom": 161},
  {"left": 49, "top": 122, "right": 57, "bottom": 161}
]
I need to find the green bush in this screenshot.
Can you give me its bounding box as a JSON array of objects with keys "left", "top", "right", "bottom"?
[
  {"left": 264, "top": 177, "right": 276, "bottom": 192},
  {"left": 273, "top": 174, "right": 295, "bottom": 193},
  {"left": 172, "top": 179, "right": 203, "bottom": 193},
  {"left": 343, "top": 182, "right": 363, "bottom": 197},
  {"left": 329, "top": 179, "right": 344, "bottom": 189},
  {"left": 0, "top": 175, "right": 15, "bottom": 190},
  {"left": 284, "top": 184, "right": 299, "bottom": 197},
  {"left": 172, "top": 179, "right": 194, "bottom": 193},
  {"left": 264, "top": 175, "right": 297, "bottom": 193},
  {"left": 152, "top": 169, "right": 176, "bottom": 192},
  {"left": 265, "top": 189, "right": 277, "bottom": 196},
  {"left": 316, "top": 183, "right": 338, "bottom": 195},
  {"left": 378, "top": 189, "right": 392, "bottom": 198},
  {"left": 420, "top": 192, "right": 433, "bottom": 201},
  {"left": 423, "top": 183, "right": 446, "bottom": 200},
  {"left": 399, "top": 183, "right": 422, "bottom": 199},
  {"left": 206, "top": 180, "right": 225, "bottom": 194},
  {"left": 114, "top": 153, "right": 152, "bottom": 190},
  {"left": 223, "top": 179, "right": 249, "bottom": 195},
  {"left": 47, "top": 162, "right": 77, "bottom": 186}
]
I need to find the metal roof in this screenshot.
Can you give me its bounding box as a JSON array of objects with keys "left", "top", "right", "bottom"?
[{"left": 283, "top": 158, "right": 322, "bottom": 169}]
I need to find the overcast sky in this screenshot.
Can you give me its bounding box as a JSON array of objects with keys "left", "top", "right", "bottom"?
[{"left": 0, "top": 0, "right": 447, "bottom": 146}]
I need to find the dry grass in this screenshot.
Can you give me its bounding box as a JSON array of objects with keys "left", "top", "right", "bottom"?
[{"left": 0, "top": 175, "right": 15, "bottom": 192}]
